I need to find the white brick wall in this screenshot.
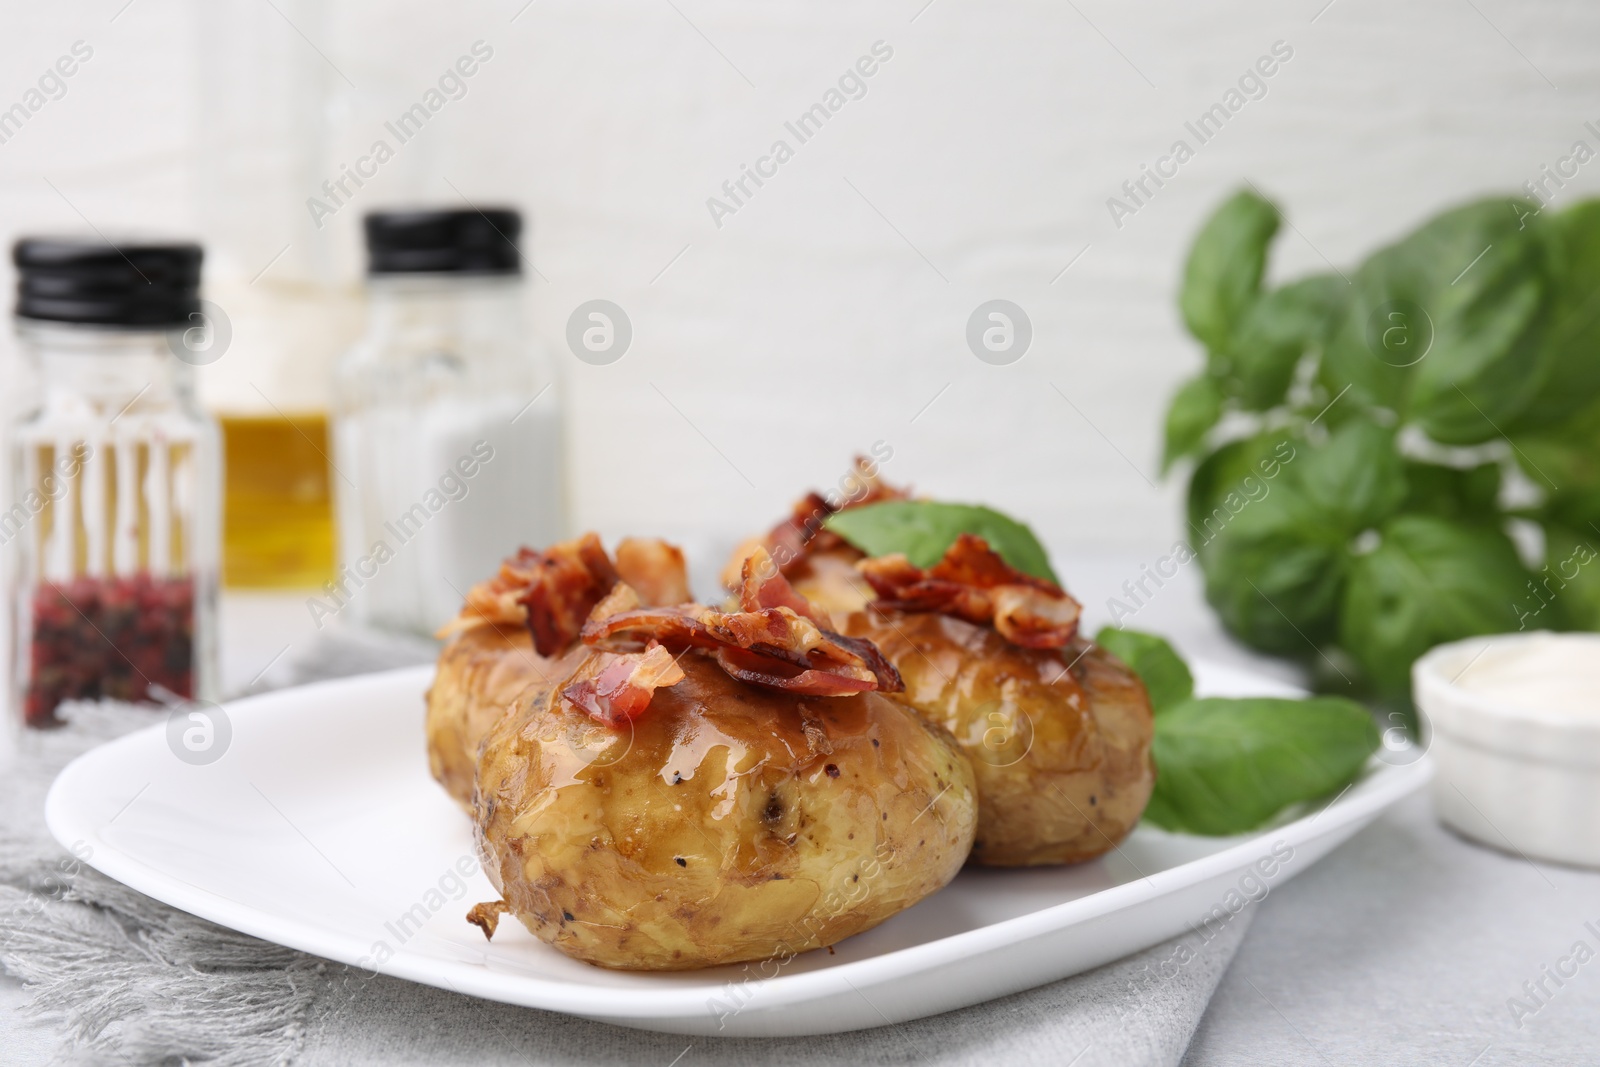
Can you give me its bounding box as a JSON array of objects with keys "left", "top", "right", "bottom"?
[{"left": 3, "top": 0, "right": 1597, "bottom": 561}]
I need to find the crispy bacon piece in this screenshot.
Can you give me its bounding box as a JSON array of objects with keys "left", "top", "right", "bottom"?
[
  {"left": 561, "top": 643, "right": 687, "bottom": 726},
  {"left": 516, "top": 533, "right": 620, "bottom": 656},
  {"left": 859, "top": 533, "right": 1082, "bottom": 649},
  {"left": 615, "top": 537, "right": 691, "bottom": 607},
  {"left": 712, "top": 647, "right": 876, "bottom": 695},
  {"left": 733, "top": 545, "right": 830, "bottom": 626},
  {"left": 991, "top": 586, "right": 1082, "bottom": 649},
  {"left": 437, "top": 534, "right": 690, "bottom": 657},
  {"left": 765, "top": 490, "right": 839, "bottom": 572},
  {"left": 436, "top": 546, "right": 546, "bottom": 638},
  {"left": 587, "top": 581, "right": 641, "bottom": 624},
  {"left": 583, "top": 603, "right": 716, "bottom": 650},
  {"left": 723, "top": 457, "right": 909, "bottom": 585},
  {"left": 582, "top": 549, "right": 902, "bottom": 697}
]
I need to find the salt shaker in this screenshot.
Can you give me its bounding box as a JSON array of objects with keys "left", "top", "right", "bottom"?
[
  {"left": 7, "top": 238, "right": 221, "bottom": 730},
  {"left": 328, "top": 208, "right": 566, "bottom": 634}
]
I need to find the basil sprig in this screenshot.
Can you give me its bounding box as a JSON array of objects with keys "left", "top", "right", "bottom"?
[{"left": 1098, "top": 627, "right": 1379, "bottom": 836}]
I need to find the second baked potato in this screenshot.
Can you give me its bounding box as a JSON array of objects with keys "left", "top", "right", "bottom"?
[
  {"left": 730, "top": 476, "right": 1157, "bottom": 868},
  {"left": 840, "top": 610, "right": 1154, "bottom": 866}
]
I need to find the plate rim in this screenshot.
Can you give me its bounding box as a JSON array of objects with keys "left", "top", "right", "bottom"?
[{"left": 45, "top": 662, "right": 1433, "bottom": 1021}]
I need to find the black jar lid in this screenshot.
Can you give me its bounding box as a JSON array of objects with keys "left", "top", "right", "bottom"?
[
  {"left": 363, "top": 208, "right": 522, "bottom": 276},
  {"left": 13, "top": 237, "right": 203, "bottom": 328}
]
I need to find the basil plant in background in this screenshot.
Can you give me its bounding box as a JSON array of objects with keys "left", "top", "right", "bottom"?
[{"left": 1167, "top": 188, "right": 1600, "bottom": 709}]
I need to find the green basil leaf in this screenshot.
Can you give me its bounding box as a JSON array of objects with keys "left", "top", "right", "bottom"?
[
  {"left": 1197, "top": 477, "right": 1348, "bottom": 655},
  {"left": 1203, "top": 540, "right": 1347, "bottom": 656},
  {"left": 1399, "top": 461, "right": 1502, "bottom": 521},
  {"left": 1319, "top": 295, "right": 1411, "bottom": 417},
  {"left": 1093, "top": 627, "right": 1193, "bottom": 715},
  {"left": 1514, "top": 200, "right": 1600, "bottom": 428},
  {"left": 1294, "top": 421, "right": 1407, "bottom": 534},
  {"left": 1185, "top": 432, "right": 1301, "bottom": 556},
  {"left": 1162, "top": 375, "right": 1225, "bottom": 473},
  {"left": 1340, "top": 515, "right": 1531, "bottom": 695},
  {"left": 1541, "top": 525, "right": 1600, "bottom": 630},
  {"left": 1224, "top": 274, "right": 1347, "bottom": 411},
  {"left": 822, "top": 501, "right": 1059, "bottom": 584},
  {"left": 1319, "top": 197, "right": 1549, "bottom": 435},
  {"left": 1145, "top": 696, "right": 1380, "bottom": 836},
  {"left": 1409, "top": 229, "right": 1550, "bottom": 445},
  {"left": 1512, "top": 392, "right": 1600, "bottom": 499},
  {"left": 1543, "top": 493, "right": 1600, "bottom": 547},
  {"left": 1181, "top": 189, "right": 1281, "bottom": 352}
]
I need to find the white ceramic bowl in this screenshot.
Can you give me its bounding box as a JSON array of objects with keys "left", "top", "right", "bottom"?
[{"left": 1414, "top": 631, "right": 1600, "bottom": 869}]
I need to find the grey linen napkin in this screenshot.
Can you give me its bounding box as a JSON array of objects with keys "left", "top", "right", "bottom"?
[{"left": 1, "top": 631, "right": 1254, "bottom": 1067}]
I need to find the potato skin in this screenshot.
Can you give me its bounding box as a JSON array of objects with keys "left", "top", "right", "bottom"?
[
  {"left": 473, "top": 654, "right": 978, "bottom": 970},
  {"left": 838, "top": 610, "right": 1155, "bottom": 867},
  {"left": 425, "top": 626, "right": 558, "bottom": 811}
]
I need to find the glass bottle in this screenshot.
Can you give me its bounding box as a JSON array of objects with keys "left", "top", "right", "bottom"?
[
  {"left": 329, "top": 208, "right": 566, "bottom": 634},
  {"left": 195, "top": 0, "right": 348, "bottom": 592},
  {"left": 7, "top": 238, "right": 221, "bottom": 731}
]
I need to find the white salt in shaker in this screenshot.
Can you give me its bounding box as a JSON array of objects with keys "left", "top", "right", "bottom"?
[{"left": 328, "top": 208, "right": 566, "bottom": 635}]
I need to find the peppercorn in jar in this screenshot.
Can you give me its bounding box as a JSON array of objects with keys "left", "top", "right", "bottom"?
[{"left": 7, "top": 238, "right": 220, "bottom": 731}]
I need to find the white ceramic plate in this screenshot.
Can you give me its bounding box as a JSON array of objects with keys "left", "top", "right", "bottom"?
[{"left": 46, "top": 661, "right": 1430, "bottom": 1037}]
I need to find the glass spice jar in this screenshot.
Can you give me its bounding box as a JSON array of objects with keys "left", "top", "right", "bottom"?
[
  {"left": 328, "top": 208, "right": 566, "bottom": 635},
  {"left": 6, "top": 238, "right": 221, "bottom": 732}
]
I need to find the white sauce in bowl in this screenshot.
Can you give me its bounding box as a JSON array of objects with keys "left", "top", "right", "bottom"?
[{"left": 1453, "top": 633, "right": 1600, "bottom": 717}]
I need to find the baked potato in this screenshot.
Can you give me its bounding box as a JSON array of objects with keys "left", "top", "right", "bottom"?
[
  {"left": 731, "top": 476, "right": 1156, "bottom": 867},
  {"left": 467, "top": 551, "right": 978, "bottom": 970},
  {"left": 838, "top": 611, "right": 1154, "bottom": 865},
  {"left": 426, "top": 534, "right": 691, "bottom": 810}
]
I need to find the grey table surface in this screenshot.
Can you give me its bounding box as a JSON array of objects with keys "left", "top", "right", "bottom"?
[{"left": 5, "top": 560, "right": 1597, "bottom": 1064}]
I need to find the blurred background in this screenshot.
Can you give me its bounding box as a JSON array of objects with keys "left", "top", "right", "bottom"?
[{"left": 3, "top": 0, "right": 1598, "bottom": 689}]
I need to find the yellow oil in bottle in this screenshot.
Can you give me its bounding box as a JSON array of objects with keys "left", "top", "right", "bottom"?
[{"left": 221, "top": 414, "right": 335, "bottom": 588}]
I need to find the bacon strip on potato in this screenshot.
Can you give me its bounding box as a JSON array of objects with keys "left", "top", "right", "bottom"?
[
  {"left": 614, "top": 537, "right": 691, "bottom": 607},
  {"left": 517, "top": 534, "right": 620, "bottom": 656},
  {"left": 580, "top": 548, "right": 902, "bottom": 699},
  {"left": 560, "top": 644, "right": 687, "bottom": 726},
  {"left": 436, "top": 534, "right": 690, "bottom": 656},
  {"left": 858, "top": 533, "right": 1082, "bottom": 649}
]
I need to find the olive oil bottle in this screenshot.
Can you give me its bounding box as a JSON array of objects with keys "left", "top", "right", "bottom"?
[
  {"left": 219, "top": 413, "right": 336, "bottom": 588},
  {"left": 198, "top": 277, "right": 361, "bottom": 590}
]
